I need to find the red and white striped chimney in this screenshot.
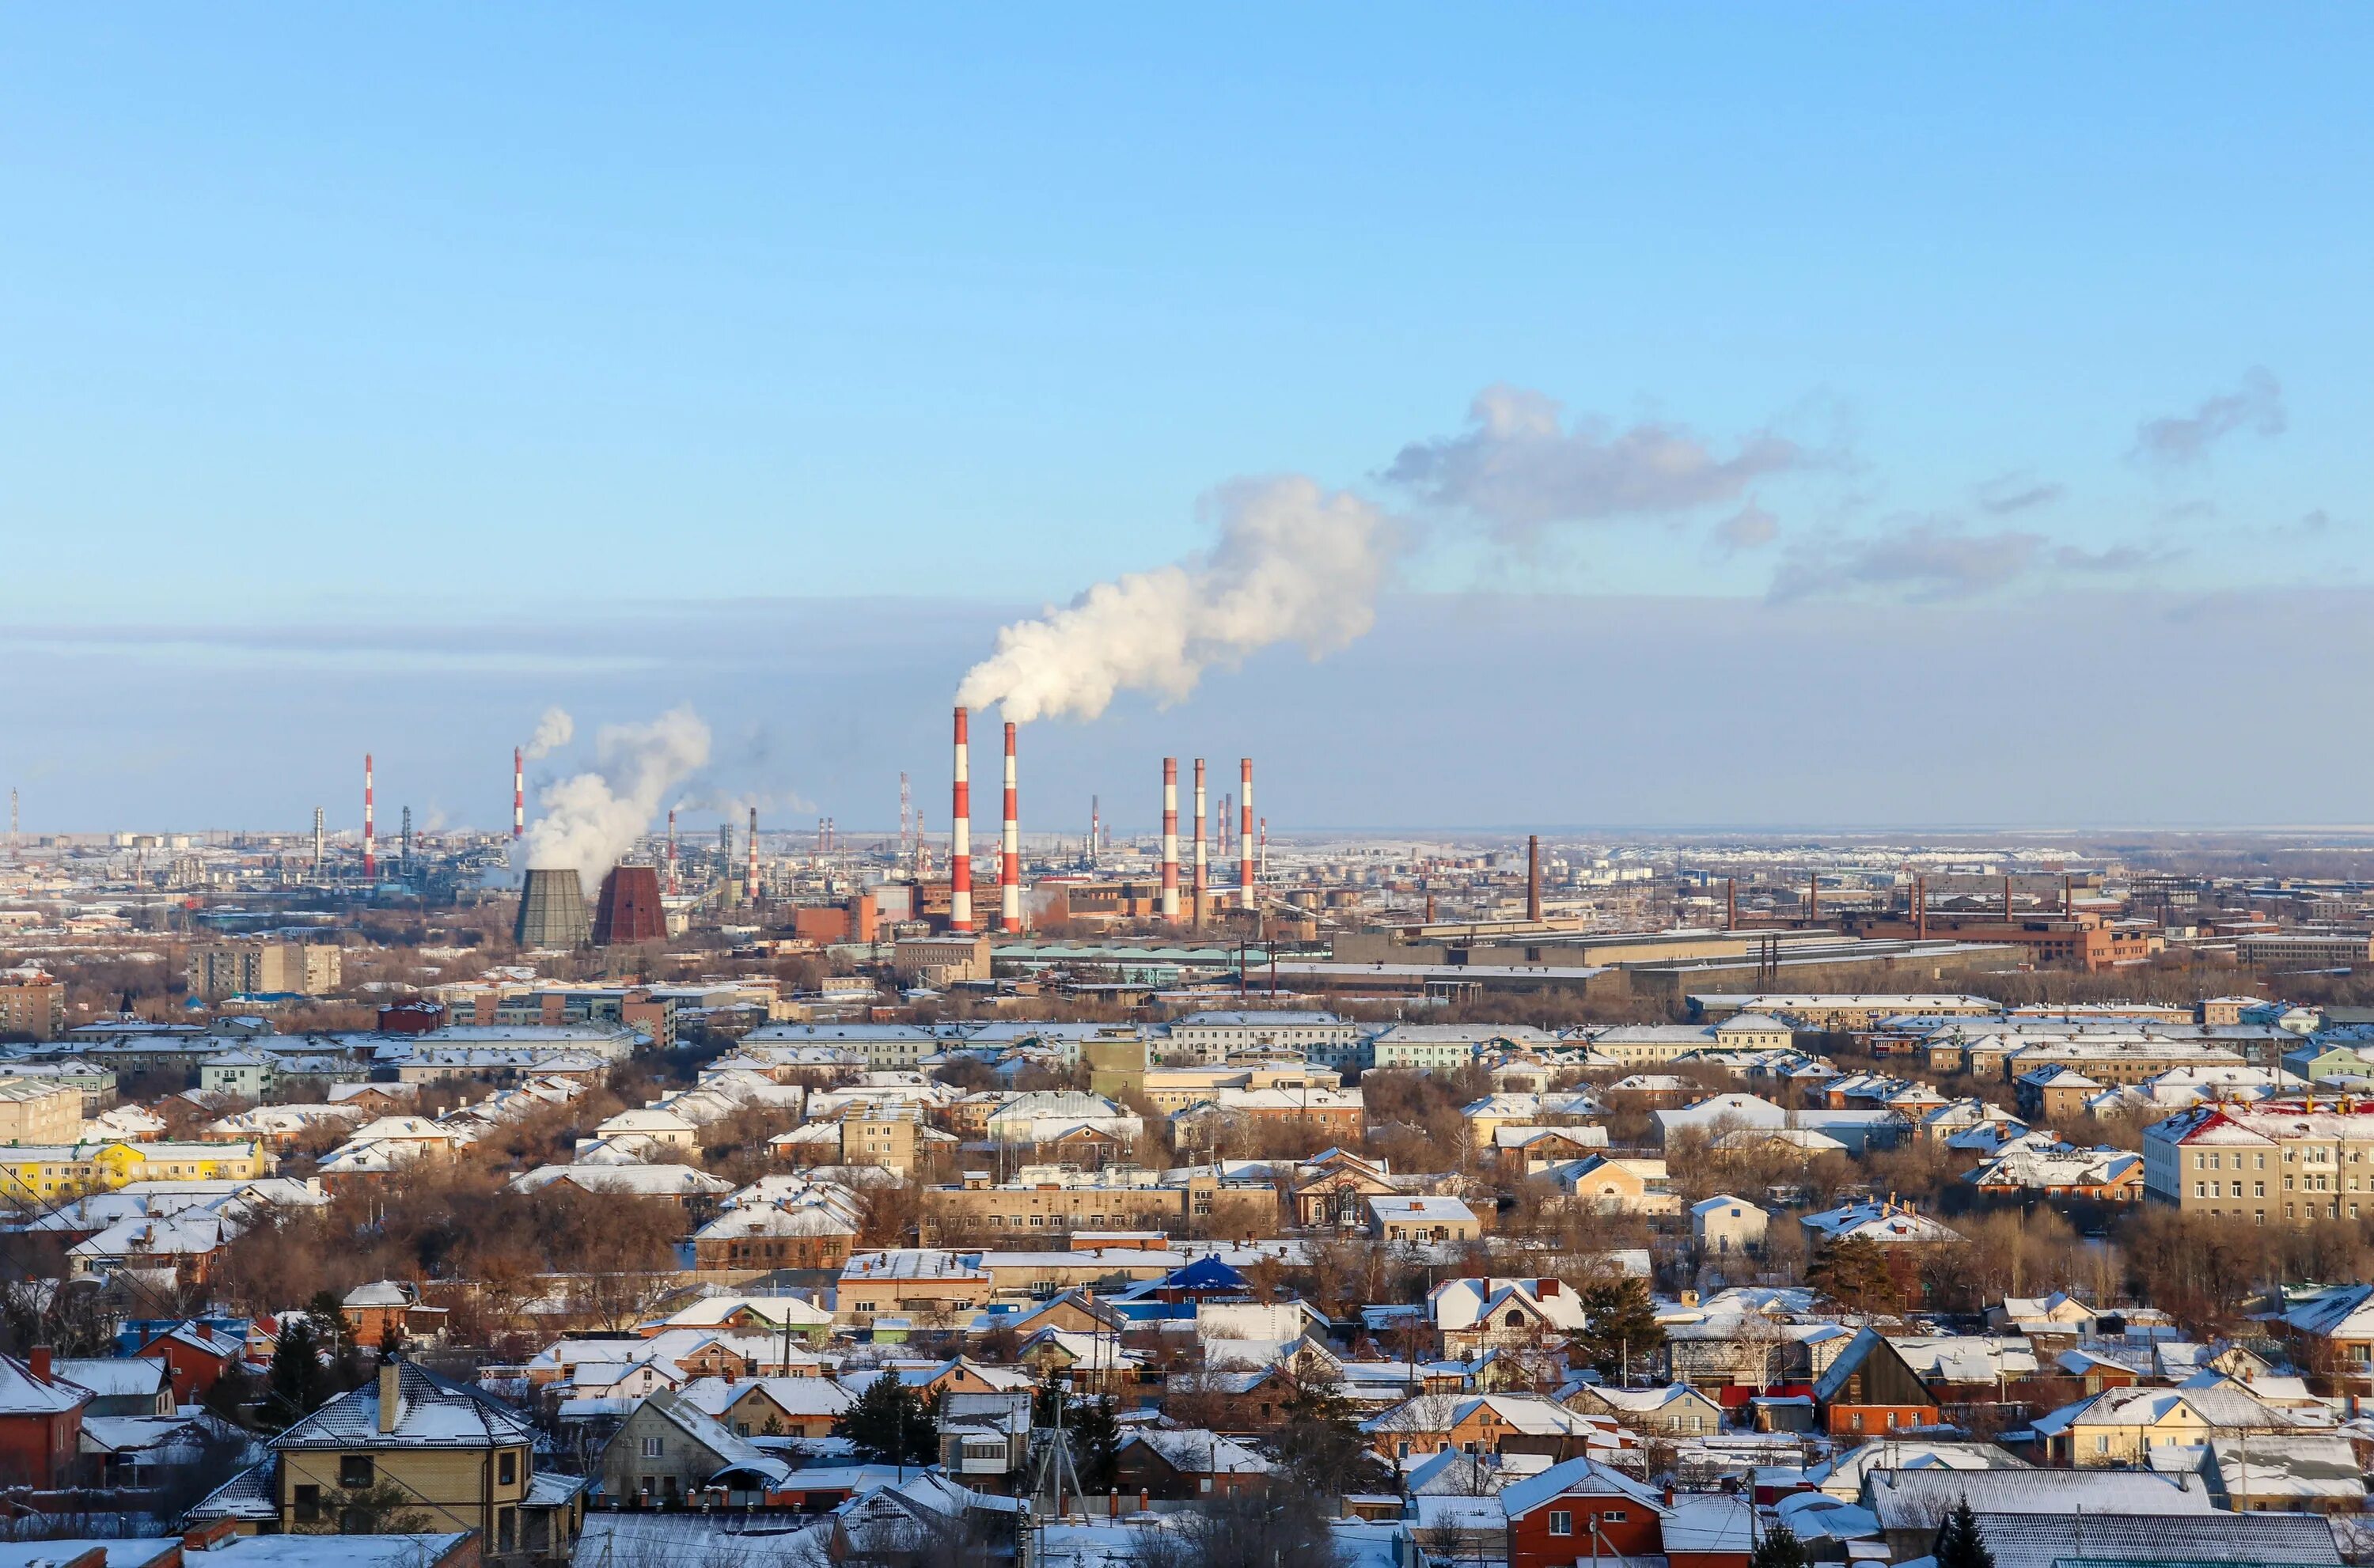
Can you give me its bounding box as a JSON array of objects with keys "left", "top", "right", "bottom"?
[
  {"left": 1238, "top": 759, "right": 1255, "bottom": 911},
  {"left": 1160, "top": 758, "right": 1179, "bottom": 922},
  {"left": 362, "top": 753, "right": 376, "bottom": 881},
  {"left": 950, "top": 708, "right": 974, "bottom": 933},
  {"left": 747, "top": 806, "right": 759, "bottom": 904},
  {"left": 1192, "top": 759, "right": 1208, "bottom": 927},
  {"left": 512, "top": 747, "right": 525, "bottom": 842},
  {"left": 999, "top": 722, "right": 1022, "bottom": 931}
]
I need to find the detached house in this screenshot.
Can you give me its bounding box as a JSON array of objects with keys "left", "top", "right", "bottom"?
[
  {"left": 1499, "top": 1456, "right": 1676, "bottom": 1568},
  {"left": 193, "top": 1359, "right": 585, "bottom": 1565}
]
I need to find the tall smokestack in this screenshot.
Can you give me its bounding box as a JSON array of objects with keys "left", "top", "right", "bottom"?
[
  {"left": 950, "top": 708, "right": 974, "bottom": 933},
  {"left": 1808, "top": 873, "right": 1819, "bottom": 922},
  {"left": 1192, "top": 760, "right": 1208, "bottom": 927},
  {"left": 513, "top": 747, "right": 525, "bottom": 842},
  {"left": 1090, "top": 795, "right": 1100, "bottom": 870},
  {"left": 666, "top": 808, "right": 680, "bottom": 896},
  {"left": 1160, "top": 758, "right": 1180, "bottom": 922},
  {"left": 1258, "top": 816, "right": 1267, "bottom": 884},
  {"left": 1726, "top": 877, "right": 1737, "bottom": 930},
  {"left": 2003, "top": 873, "right": 2015, "bottom": 922},
  {"left": 2063, "top": 873, "right": 2073, "bottom": 916},
  {"left": 1000, "top": 722, "right": 1021, "bottom": 932},
  {"left": 362, "top": 753, "right": 376, "bottom": 881},
  {"left": 1526, "top": 835, "right": 1542, "bottom": 923},
  {"left": 747, "top": 806, "right": 759, "bottom": 905},
  {"left": 1238, "top": 759, "right": 1255, "bottom": 911},
  {"left": 313, "top": 807, "right": 325, "bottom": 880},
  {"left": 1915, "top": 874, "right": 1928, "bottom": 941}
]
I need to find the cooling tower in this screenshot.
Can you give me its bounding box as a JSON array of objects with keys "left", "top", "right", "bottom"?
[
  {"left": 515, "top": 867, "right": 592, "bottom": 949},
  {"left": 592, "top": 864, "right": 667, "bottom": 946}
]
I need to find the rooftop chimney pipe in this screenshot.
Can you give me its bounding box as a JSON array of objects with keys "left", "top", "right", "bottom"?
[{"left": 950, "top": 707, "right": 973, "bottom": 933}]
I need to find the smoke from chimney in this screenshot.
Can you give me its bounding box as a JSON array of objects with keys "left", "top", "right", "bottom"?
[
  {"left": 954, "top": 477, "right": 1397, "bottom": 722},
  {"left": 524, "top": 706, "right": 575, "bottom": 760},
  {"left": 523, "top": 708, "right": 711, "bottom": 887}
]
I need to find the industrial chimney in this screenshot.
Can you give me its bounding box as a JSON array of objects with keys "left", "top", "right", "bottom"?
[
  {"left": 666, "top": 808, "right": 680, "bottom": 896},
  {"left": 950, "top": 707, "right": 974, "bottom": 933},
  {"left": 593, "top": 865, "right": 667, "bottom": 945},
  {"left": 1160, "top": 758, "right": 1180, "bottom": 923},
  {"left": 512, "top": 747, "right": 525, "bottom": 842},
  {"left": 747, "top": 807, "right": 760, "bottom": 905},
  {"left": 1238, "top": 759, "right": 1255, "bottom": 911},
  {"left": 515, "top": 867, "right": 591, "bottom": 949},
  {"left": 999, "top": 722, "right": 1022, "bottom": 932},
  {"left": 1192, "top": 759, "right": 1208, "bottom": 928},
  {"left": 1526, "top": 835, "right": 1542, "bottom": 923},
  {"left": 362, "top": 754, "right": 376, "bottom": 881}
]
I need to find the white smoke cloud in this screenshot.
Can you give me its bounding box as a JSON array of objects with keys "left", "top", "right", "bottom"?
[
  {"left": 956, "top": 475, "right": 1400, "bottom": 722},
  {"left": 523, "top": 707, "right": 712, "bottom": 882},
  {"left": 523, "top": 706, "right": 575, "bottom": 760}
]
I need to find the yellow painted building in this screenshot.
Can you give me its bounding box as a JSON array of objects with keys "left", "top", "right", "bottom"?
[{"left": 0, "top": 1139, "right": 269, "bottom": 1199}]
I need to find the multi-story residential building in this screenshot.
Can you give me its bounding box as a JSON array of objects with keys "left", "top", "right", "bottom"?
[
  {"left": 2144, "top": 1100, "right": 2374, "bottom": 1223},
  {"left": 0, "top": 1138, "right": 267, "bottom": 1200},
  {"left": 0, "top": 1080, "right": 83, "bottom": 1146},
  {"left": 1136, "top": 1063, "right": 1335, "bottom": 1116},
  {"left": 1688, "top": 993, "right": 2000, "bottom": 1030},
  {"left": 0, "top": 975, "right": 65, "bottom": 1041},
  {"left": 184, "top": 941, "right": 343, "bottom": 1001},
  {"left": 1370, "top": 1025, "right": 1559, "bottom": 1073},
  {"left": 1158, "top": 1010, "right": 1362, "bottom": 1066},
  {"left": 920, "top": 1165, "right": 1273, "bottom": 1243}
]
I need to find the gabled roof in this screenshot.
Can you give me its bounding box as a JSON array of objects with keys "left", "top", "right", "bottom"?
[
  {"left": 273, "top": 1360, "right": 530, "bottom": 1450},
  {"left": 0, "top": 1353, "right": 88, "bottom": 1415},
  {"left": 1498, "top": 1454, "right": 1667, "bottom": 1520}
]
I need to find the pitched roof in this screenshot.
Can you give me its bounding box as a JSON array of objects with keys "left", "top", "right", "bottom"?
[
  {"left": 1498, "top": 1454, "right": 1667, "bottom": 1520},
  {"left": 273, "top": 1360, "right": 531, "bottom": 1449}
]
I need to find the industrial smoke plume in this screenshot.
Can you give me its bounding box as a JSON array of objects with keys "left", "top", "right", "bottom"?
[
  {"left": 956, "top": 475, "right": 1397, "bottom": 722},
  {"left": 523, "top": 706, "right": 575, "bottom": 759},
  {"left": 523, "top": 708, "right": 711, "bottom": 884}
]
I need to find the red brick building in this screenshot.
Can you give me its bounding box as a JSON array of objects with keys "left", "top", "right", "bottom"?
[
  {"left": 1500, "top": 1456, "right": 1671, "bottom": 1568},
  {"left": 0, "top": 1350, "right": 90, "bottom": 1489}
]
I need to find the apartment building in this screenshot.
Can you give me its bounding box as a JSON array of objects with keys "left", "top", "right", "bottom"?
[
  {"left": 2144, "top": 1100, "right": 2374, "bottom": 1222},
  {"left": 1158, "top": 1010, "right": 1363, "bottom": 1066},
  {"left": 0, "top": 1080, "right": 84, "bottom": 1146},
  {"left": 920, "top": 1166, "right": 1275, "bottom": 1243},
  {"left": 184, "top": 941, "right": 342, "bottom": 1001},
  {"left": 0, "top": 976, "right": 64, "bottom": 1041}
]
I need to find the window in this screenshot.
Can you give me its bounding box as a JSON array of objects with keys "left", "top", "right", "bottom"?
[
  {"left": 293, "top": 1484, "right": 321, "bottom": 1523},
  {"left": 641, "top": 1437, "right": 664, "bottom": 1458},
  {"left": 1549, "top": 1512, "right": 1572, "bottom": 1537},
  {"left": 499, "top": 1449, "right": 518, "bottom": 1487},
  {"left": 499, "top": 1508, "right": 517, "bottom": 1554},
  {"left": 339, "top": 1456, "right": 374, "bottom": 1489},
  {"left": 1603, "top": 1510, "right": 1628, "bottom": 1524},
  {"left": 2095, "top": 1435, "right": 2109, "bottom": 1453}
]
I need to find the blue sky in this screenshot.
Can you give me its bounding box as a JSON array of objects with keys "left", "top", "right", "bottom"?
[{"left": 5, "top": 8, "right": 2372, "bottom": 830}]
